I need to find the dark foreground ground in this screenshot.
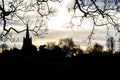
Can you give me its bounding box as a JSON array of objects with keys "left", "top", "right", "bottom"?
[{"left": 1, "top": 54, "right": 120, "bottom": 73}]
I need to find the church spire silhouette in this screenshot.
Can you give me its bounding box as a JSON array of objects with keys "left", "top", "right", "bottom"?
[
  {"left": 22, "top": 24, "right": 32, "bottom": 50},
  {"left": 21, "top": 24, "right": 37, "bottom": 55},
  {"left": 26, "top": 24, "right": 30, "bottom": 39}
]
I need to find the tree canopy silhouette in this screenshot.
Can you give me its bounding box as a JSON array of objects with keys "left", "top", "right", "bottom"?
[
  {"left": 0, "top": 0, "right": 120, "bottom": 42},
  {"left": 0, "top": 0, "right": 59, "bottom": 42},
  {"left": 65, "top": 0, "right": 120, "bottom": 42},
  {"left": 58, "top": 38, "right": 75, "bottom": 56},
  {"left": 0, "top": 43, "right": 8, "bottom": 52},
  {"left": 91, "top": 43, "right": 103, "bottom": 55},
  {"left": 107, "top": 37, "right": 115, "bottom": 54}
]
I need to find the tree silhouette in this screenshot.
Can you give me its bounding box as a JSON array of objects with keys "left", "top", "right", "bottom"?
[
  {"left": 1, "top": 0, "right": 120, "bottom": 42},
  {"left": 107, "top": 37, "right": 115, "bottom": 54},
  {"left": 58, "top": 38, "right": 75, "bottom": 56},
  {"left": 0, "top": 0, "right": 59, "bottom": 41},
  {"left": 45, "top": 41, "right": 56, "bottom": 50},
  {"left": 0, "top": 43, "right": 8, "bottom": 52},
  {"left": 92, "top": 43, "right": 103, "bottom": 55},
  {"left": 118, "top": 37, "right": 120, "bottom": 52},
  {"left": 65, "top": 0, "right": 120, "bottom": 41},
  {"left": 86, "top": 46, "right": 94, "bottom": 54}
]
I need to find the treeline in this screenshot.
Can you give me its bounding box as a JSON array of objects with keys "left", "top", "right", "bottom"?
[
  {"left": 0, "top": 38, "right": 83, "bottom": 57},
  {"left": 0, "top": 37, "right": 120, "bottom": 57}
]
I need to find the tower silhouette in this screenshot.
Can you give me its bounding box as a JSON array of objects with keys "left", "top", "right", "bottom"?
[
  {"left": 21, "top": 25, "right": 37, "bottom": 55},
  {"left": 22, "top": 25, "right": 32, "bottom": 51}
]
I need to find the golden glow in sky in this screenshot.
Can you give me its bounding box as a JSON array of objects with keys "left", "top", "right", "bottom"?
[
  {"left": 1, "top": 0, "right": 113, "bottom": 50},
  {"left": 8, "top": 0, "right": 98, "bottom": 49}
]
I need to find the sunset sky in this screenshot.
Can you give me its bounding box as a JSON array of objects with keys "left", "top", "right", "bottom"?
[{"left": 1, "top": 0, "right": 120, "bottom": 51}]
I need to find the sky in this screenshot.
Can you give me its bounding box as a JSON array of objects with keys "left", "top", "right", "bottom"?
[{"left": 1, "top": 0, "right": 120, "bottom": 51}]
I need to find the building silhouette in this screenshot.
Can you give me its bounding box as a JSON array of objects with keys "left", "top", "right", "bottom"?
[{"left": 21, "top": 25, "right": 37, "bottom": 56}]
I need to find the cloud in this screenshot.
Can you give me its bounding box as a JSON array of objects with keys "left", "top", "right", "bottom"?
[
  {"left": 32, "top": 29, "right": 109, "bottom": 47},
  {"left": 1, "top": 21, "right": 118, "bottom": 50}
]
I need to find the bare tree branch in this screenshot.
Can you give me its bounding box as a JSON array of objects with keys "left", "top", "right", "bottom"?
[
  {"left": 0, "top": 0, "right": 60, "bottom": 41},
  {"left": 65, "top": 0, "right": 120, "bottom": 44}
]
